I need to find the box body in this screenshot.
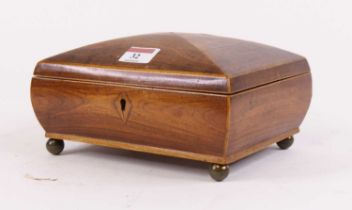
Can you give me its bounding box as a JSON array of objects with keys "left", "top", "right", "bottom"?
[
  {"left": 31, "top": 77, "right": 228, "bottom": 163},
  {"left": 31, "top": 33, "right": 312, "bottom": 164}
]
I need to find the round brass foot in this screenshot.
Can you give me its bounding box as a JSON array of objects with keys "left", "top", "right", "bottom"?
[
  {"left": 46, "top": 138, "right": 64, "bottom": 155},
  {"left": 209, "top": 164, "right": 230, "bottom": 181},
  {"left": 277, "top": 136, "right": 294, "bottom": 150}
]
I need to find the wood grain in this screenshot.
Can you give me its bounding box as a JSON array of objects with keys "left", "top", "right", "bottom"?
[
  {"left": 227, "top": 73, "right": 312, "bottom": 157},
  {"left": 45, "top": 132, "right": 227, "bottom": 164},
  {"left": 31, "top": 73, "right": 311, "bottom": 164},
  {"left": 34, "top": 33, "right": 309, "bottom": 94},
  {"left": 31, "top": 33, "right": 312, "bottom": 165},
  {"left": 45, "top": 128, "right": 298, "bottom": 164},
  {"left": 31, "top": 77, "right": 228, "bottom": 156}
]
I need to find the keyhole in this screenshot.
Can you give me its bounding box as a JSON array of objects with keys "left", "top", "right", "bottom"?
[{"left": 120, "top": 98, "right": 126, "bottom": 112}]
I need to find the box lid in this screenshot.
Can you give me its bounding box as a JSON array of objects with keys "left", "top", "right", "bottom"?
[{"left": 34, "top": 33, "right": 310, "bottom": 94}]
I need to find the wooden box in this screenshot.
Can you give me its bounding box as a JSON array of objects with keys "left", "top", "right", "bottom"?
[{"left": 31, "top": 33, "right": 312, "bottom": 181}]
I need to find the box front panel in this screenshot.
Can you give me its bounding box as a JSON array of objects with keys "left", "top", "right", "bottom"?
[{"left": 31, "top": 77, "right": 227, "bottom": 156}]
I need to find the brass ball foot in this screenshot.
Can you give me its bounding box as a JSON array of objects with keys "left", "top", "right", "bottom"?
[
  {"left": 277, "top": 136, "right": 294, "bottom": 150},
  {"left": 209, "top": 164, "right": 230, "bottom": 181},
  {"left": 46, "top": 138, "right": 64, "bottom": 155}
]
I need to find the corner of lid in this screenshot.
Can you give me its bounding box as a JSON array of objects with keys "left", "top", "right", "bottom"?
[{"left": 224, "top": 75, "right": 233, "bottom": 94}]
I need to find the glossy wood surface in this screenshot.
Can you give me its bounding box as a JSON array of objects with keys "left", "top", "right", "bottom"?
[
  {"left": 31, "top": 73, "right": 311, "bottom": 164},
  {"left": 45, "top": 132, "right": 228, "bottom": 164},
  {"left": 34, "top": 33, "right": 309, "bottom": 94},
  {"left": 31, "top": 33, "right": 312, "bottom": 164},
  {"left": 226, "top": 73, "right": 312, "bottom": 159},
  {"left": 31, "top": 77, "right": 228, "bottom": 156}
]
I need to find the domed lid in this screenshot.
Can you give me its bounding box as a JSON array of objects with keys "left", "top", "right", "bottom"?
[{"left": 34, "top": 33, "right": 310, "bottom": 94}]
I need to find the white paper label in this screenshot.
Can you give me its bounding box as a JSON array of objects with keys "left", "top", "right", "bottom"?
[{"left": 118, "top": 47, "right": 160, "bottom": 63}]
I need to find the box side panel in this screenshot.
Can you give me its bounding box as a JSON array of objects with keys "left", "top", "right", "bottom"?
[
  {"left": 227, "top": 73, "right": 312, "bottom": 159},
  {"left": 31, "top": 77, "right": 227, "bottom": 156}
]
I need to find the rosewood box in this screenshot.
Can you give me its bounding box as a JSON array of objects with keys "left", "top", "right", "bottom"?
[{"left": 31, "top": 33, "right": 312, "bottom": 181}]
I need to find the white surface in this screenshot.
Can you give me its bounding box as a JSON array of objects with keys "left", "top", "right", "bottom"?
[
  {"left": 119, "top": 47, "right": 161, "bottom": 63},
  {"left": 1, "top": 0, "right": 352, "bottom": 209}
]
